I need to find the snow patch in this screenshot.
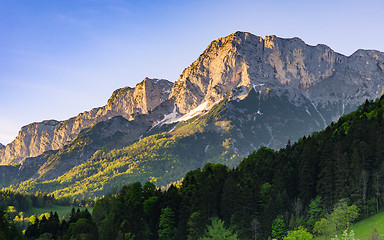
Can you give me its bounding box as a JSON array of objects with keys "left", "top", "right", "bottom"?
[
  {"left": 257, "top": 110, "right": 263, "bottom": 115},
  {"left": 152, "top": 100, "right": 221, "bottom": 130},
  {"left": 178, "top": 101, "right": 209, "bottom": 122},
  {"left": 306, "top": 109, "right": 311, "bottom": 116},
  {"left": 205, "top": 145, "right": 210, "bottom": 153},
  {"left": 150, "top": 105, "right": 179, "bottom": 130}
]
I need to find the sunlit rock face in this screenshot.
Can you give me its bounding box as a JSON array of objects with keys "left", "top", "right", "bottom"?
[
  {"left": 0, "top": 78, "right": 173, "bottom": 165},
  {"left": 170, "top": 31, "right": 384, "bottom": 123},
  {"left": 169, "top": 31, "right": 343, "bottom": 114}
]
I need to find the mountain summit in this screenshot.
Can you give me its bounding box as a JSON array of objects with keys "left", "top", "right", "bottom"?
[{"left": 1, "top": 31, "right": 384, "bottom": 196}]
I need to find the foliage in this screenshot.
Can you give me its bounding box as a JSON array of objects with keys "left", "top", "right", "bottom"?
[
  {"left": 158, "top": 207, "right": 176, "bottom": 240},
  {"left": 0, "top": 209, "right": 23, "bottom": 240},
  {"left": 271, "top": 215, "right": 287, "bottom": 239},
  {"left": 283, "top": 226, "right": 313, "bottom": 240},
  {"left": 314, "top": 199, "right": 359, "bottom": 238},
  {"left": 306, "top": 196, "right": 323, "bottom": 230},
  {"left": 199, "top": 217, "right": 238, "bottom": 240}
]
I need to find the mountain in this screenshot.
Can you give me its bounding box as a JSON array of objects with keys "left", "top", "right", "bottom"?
[
  {"left": 0, "top": 78, "right": 173, "bottom": 165},
  {"left": 1, "top": 31, "right": 384, "bottom": 197}
]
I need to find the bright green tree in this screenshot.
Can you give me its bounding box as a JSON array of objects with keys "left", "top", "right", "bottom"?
[
  {"left": 283, "top": 226, "right": 313, "bottom": 240},
  {"left": 330, "top": 199, "right": 359, "bottom": 232},
  {"left": 199, "top": 218, "right": 238, "bottom": 240},
  {"left": 314, "top": 199, "right": 359, "bottom": 238},
  {"left": 306, "top": 196, "right": 323, "bottom": 230},
  {"left": 271, "top": 215, "right": 287, "bottom": 240},
  {"left": 313, "top": 218, "right": 335, "bottom": 237}
]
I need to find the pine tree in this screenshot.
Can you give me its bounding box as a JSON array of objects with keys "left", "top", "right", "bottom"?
[
  {"left": 199, "top": 218, "right": 238, "bottom": 240},
  {"left": 158, "top": 207, "right": 176, "bottom": 240}
]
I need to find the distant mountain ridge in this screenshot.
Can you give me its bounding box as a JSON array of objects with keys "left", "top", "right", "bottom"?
[{"left": 1, "top": 31, "right": 384, "bottom": 196}]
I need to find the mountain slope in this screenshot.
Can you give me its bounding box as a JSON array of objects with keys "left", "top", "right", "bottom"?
[{"left": 1, "top": 31, "right": 384, "bottom": 197}]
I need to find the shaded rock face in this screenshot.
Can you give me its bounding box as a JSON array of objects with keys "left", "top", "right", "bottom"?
[{"left": 0, "top": 78, "right": 173, "bottom": 165}]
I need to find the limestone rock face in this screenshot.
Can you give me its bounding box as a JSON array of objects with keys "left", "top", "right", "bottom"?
[
  {"left": 0, "top": 78, "right": 173, "bottom": 165},
  {"left": 169, "top": 31, "right": 384, "bottom": 124},
  {"left": 169, "top": 32, "right": 342, "bottom": 113}
]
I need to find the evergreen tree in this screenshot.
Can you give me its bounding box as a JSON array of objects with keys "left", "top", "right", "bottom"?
[
  {"left": 158, "top": 207, "right": 176, "bottom": 240},
  {"left": 199, "top": 218, "right": 238, "bottom": 240}
]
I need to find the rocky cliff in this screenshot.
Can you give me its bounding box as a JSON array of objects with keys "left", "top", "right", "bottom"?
[
  {"left": 0, "top": 78, "right": 172, "bottom": 165},
  {"left": 169, "top": 31, "right": 384, "bottom": 125}
]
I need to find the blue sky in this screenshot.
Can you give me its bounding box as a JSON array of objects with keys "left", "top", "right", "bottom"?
[{"left": 0, "top": 0, "right": 383, "bottom": 144}]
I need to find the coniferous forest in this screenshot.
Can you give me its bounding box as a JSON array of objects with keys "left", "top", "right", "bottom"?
[{"left": 3, "top": 97, "right": 384, "bottom": 239}]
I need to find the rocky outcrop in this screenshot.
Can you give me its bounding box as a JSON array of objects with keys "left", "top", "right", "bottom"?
[{"left": 0, "top": 78, "right": 173, "bottom": 165}]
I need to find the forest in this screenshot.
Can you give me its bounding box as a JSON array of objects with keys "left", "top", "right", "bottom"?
[{"left": 3, "top": 96, "right": 384, "bottom": 239}]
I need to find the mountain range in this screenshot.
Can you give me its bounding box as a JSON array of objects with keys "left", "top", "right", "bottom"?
[{"left": 1, "top": 31, "right": 384, "bottom": 197}]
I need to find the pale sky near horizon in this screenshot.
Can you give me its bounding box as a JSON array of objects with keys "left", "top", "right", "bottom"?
[{"left": 0, "top": 0, "right": 383, "bottom": 145}]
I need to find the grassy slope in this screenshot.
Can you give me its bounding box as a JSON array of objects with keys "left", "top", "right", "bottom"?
[{"left": 351, "top": 212, "right": 384, "bottom": 239}]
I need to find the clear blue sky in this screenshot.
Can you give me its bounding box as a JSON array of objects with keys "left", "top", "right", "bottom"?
[{"left": 0, "top": 0, "right": 383, "bottom": 145}]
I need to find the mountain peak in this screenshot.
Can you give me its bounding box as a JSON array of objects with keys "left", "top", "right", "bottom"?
[{"left": 169, "top": 31, "right": 342, "bottom": 114}]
